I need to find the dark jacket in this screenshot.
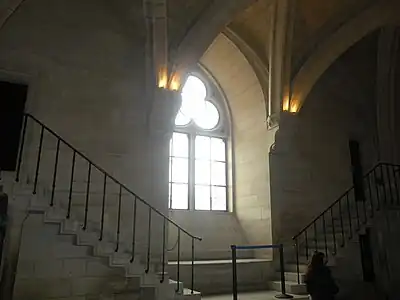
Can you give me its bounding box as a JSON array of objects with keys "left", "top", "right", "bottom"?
[{"left": 305, "top": 265, "right": 338, "bottom": 300}]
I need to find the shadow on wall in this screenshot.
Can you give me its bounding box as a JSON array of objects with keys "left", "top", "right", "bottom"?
[
  {"left": 371, "top": 208, "right": 400, "bottom": 299},
  {"left": 269, "top": 30, "right": 381, "bottom": 248}
]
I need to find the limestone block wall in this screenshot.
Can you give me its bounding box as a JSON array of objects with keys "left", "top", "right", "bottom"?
[
  {"left": 0, "top": 0, "right": 150, "bottom": 200},
  {"left": 0, "top": 1, "right": 184, "bottom": 297},
  {"left": 13, "top": 213, "right": 140, "bottom": 300},
  {"left": 371, "top": 208, "right": 400, "bottom": 298},
  {"left": 168, "top": 211, "right": 249, "bottom": 261},
  {"left": 0, "top": 178, "right": 35, "bottom": 300}
]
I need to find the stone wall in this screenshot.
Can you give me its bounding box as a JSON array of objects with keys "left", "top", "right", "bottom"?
[
  {"left": 0, "top": 0, "right": 150, "bottom": 199},
  {"left": 371, "top": 208, "right": 400, "bottom": 299},
  {"left": 168, "top": 211, "right": 250, "bottom": 261},
  {"left": 270, "top": 30, "right": 380, "bottom": 245},
  {"left": 0, "top": 1, "right": 178, "bottom": 297},
  {"left": 201, "top": 34, "right": 275, "bottom": 253}
]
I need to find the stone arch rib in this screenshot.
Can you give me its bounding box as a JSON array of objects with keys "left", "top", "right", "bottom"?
[{"left": 291, "top": 0, "right": 400, "bottom": 112}]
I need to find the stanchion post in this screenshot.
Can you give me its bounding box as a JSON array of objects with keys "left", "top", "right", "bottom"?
[
  {"left": 275, "top": 244, "right": 293, "bottom": 299},
  {"left": 231, "top": 245, "right": 238, "bottom": 300}
]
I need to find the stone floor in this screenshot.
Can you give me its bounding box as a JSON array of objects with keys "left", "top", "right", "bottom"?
[{"left": 203, "top": 291, "right": 309, "bottom": 300}]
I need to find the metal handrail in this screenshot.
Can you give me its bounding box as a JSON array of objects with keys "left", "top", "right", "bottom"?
[
  {"left": 21, "top": 114, "right": 201, "bottom": 241},
  {"left": 293, "top": 163, "right": 399, "bottom": 240},
  {"left": 291, "top": 162, "right": 400, "bottom": 284},
  {"left": 15, "top": 113, "right": 202, "bottom": 292}
]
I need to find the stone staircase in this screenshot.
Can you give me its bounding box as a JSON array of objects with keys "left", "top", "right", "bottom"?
[
  {"left": 280, "top": 163, "right": 400, "bottom": 298},
  {"left": 274, "top": 217, "right": 361, "bottom": 296},
  {"left": 5, "top": 181, "right": 201, "bottom": 300},
  {"left": 1, "top": 113, "right": 202, "bottom": 300}
]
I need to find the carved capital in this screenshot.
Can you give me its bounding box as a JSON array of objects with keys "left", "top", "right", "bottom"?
[
  {"left": 149, "top": 88, "right": 182, "bottom": 140},
  {"left": 267, "top": 113, "right": 280, "bottom": 129}
]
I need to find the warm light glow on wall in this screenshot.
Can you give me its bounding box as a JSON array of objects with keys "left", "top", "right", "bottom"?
[
  {"left": 158, "top": 66, "right": 168, "bottom": 89},
  {"left": 158, "top": 67, "right": 181, "bottom": 91},
  {"left": 168, "top": 72, "right": 181, "bottom": 91},
  {"left": 290, "top": 101, "right": 299, "bottom": 113},
  {"left": 282, "top": 95, "right": 290, "bottom": 111}
]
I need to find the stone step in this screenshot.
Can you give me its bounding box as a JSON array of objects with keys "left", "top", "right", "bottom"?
[
  {"left": 112, "top": 291, "right": 142, "bottom": 300},
  {"left": 284, "top": 264, "right": 308, "bottom": 273},
  {"left": 168, "top": 258, "right": 270, "bottom": 296},
  {"left": 179, "top": 288, "right": 201, "bottom": 300},
  {"left": 279, "top": 272, "right": 306, "bottom": 284},
  {"left": 12, "top": 182, "right": 190, "bottom": 300},
  {"left": 170, "top": 279, "right": 184, "bottom": 295},
  {"left": 286, "top": 255, "right": 309, "bottom": 265},
  {"left": 269, "top": 280, "right": 307, "bottom": 295}
]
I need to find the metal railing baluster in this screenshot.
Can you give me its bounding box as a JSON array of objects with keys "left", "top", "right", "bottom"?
[
  {"left": 145, "top": 207, "right": 152, "bottom": 273},
  {"left": 130, "top": 196, "right": 138, "bottom": 262},
  {"left": 50, "top": 139, "right": 60, "bottom": 206},
  {"left": 305, "top": 230, "right": 309, "bottom": 260},
  {"left": 161, "top": 217, "right": 166, "bottom": 283},
  {"left": 83, "top": 163, "right": 91, "bottom": 230},
  {"left": 338, "top": 198, "right": 345, "bottom": 247},
  {"left": 176, "top": 229, "right": 181, "bottom": 292},
  {"left": 115, "top": 185, "right": 122, "bottom": 252},
  {"left": 16, "top": 115, "right": 28, "bottom": 182},
  {"left": 14, "top": 114, "right": 202, "bottom": 293},
  {"left": 322, "top": 214, "right": 328, "bottom": 259},
  {"left": 33, "top": 126, "right": 44, "bottom": 194},
  {"left": 330, "top": 207, "right": 337, "bottom": 254},
  {"left": 99, "top": 174, "right": 107, "bottom": 241},
  {"left": 67, "top": 150, "right": 76, "bottom": 219}
]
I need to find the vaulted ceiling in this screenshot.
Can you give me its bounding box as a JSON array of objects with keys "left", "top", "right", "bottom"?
[
  {"left": 167, "top": 0, "right": 215, "bottom": 51},
  {"left": 223, "top": 0, "right": 378, "bottom": 78}
]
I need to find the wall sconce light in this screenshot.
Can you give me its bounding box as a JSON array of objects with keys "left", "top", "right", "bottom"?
[
  {"left": 290, "top": 101, "right": 299, "bottom": 113},
  {"left": 282, "top": 94, "right": 290, "bottom": 111},
  {"left": 168, "top": 72, "right": 180, "bottom": 91},
  {"left": 157, "top": 66, "right": 168, "bottom": 89},
  {"left": 282, "top": 91, "right": 300, "bottom": 114},
  {"left": 157, "top": 67, "right": 181, "bottom": 91}
]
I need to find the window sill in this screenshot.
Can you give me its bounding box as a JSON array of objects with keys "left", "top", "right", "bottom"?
[{"left": 169, "top": 209, "right": 232, "bottom": 215}]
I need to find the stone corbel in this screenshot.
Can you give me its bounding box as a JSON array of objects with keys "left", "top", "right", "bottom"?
[
  {"left": 149, "top": 88, "right": 182, "bottom": 141},
  {"left": 269, "top": 111, "right": 299, "bottom": 154},
  {"left": 267, "top": 112, "right": 280, "bottom": 130}
]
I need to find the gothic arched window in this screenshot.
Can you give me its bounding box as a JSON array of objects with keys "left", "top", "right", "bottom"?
[{"left": 169, "top": 74, "right": 228, "bottom": 211}]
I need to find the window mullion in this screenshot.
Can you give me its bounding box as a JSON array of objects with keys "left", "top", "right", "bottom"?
[
  {"left": 224, "top": 138, "right": 228, "bottom": 212},
  {"left": 189, "top": 134, "right": 195, "bottom": 210},
  {"left": 209, "top": 137, "right": 212, "bottom": 211},
  {"left": 169, "top": 136, "right": 173, "bottom": 209}
]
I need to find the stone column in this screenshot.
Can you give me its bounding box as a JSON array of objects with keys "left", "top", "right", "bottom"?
[
  {"left": 146, "top": 88, "right": 181, "bottom": 259},
  {"left": 268, "top": 0, "right": 295, "bottom": 127},
  {"left": 148, "top": 88, "right": 181, "bottom": 212},
  {"left": 376, "top": 27, "right": 399, "bottom": 163}
]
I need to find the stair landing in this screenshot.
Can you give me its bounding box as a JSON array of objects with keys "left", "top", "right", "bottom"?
[{"left": 203, "top": 291, "right": 309, "bottom": 300}]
